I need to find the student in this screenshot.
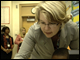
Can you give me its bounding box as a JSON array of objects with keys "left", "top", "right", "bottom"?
[
  {"left": 14, "top": 1, "right": 79, "bottom": 59},
  {"left": 52, "top": 48, "right": 69, "bottom": 59},
  {"left": 1, "top": 26, "right": 14, "bottom": 59},
  {"left": 15, "top": 27, "right": 26, "bottom": 52}
]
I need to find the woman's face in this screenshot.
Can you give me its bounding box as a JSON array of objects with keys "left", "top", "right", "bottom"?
[
  {"left": 39, "top": 12, "right": 61, "bottom": 38},
  {"left": 22, "top": 29, "right": 26, "bottom": 35},
  {"left": 5, "top": 28, "right": 10, "bottom": 34}
]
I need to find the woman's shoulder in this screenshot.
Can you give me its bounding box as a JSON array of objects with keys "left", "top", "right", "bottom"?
[
  {"left": 1, "top": 34, "right": 5, "bottom": 37},
  {"left": 29, "top": 22, "right": 41, "bottom": 32},
  {"left": 65, "top": 20, "right": 79, "bottom": 34},
  {"left": 31, "top": 22, "right": 40, "bottom": 30},
  {"left": 27, "top": 22, "right": 42, "bottom": 38},
  {"left": 65, "top": 20, "right": 78, "bottom": 29}
]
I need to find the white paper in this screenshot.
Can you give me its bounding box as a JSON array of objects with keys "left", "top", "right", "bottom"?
[
  {"left": 71, "top": 8, "right": 79, "bottom": 17},
  {"left": 27, "top": 18, "right": 35, "bottom": 21},
  {"left": 1, "top": 7, "right": 10, "bottom": 24},
  {"left": 72, "top": 1, "right": 79, "bottom": 7}
]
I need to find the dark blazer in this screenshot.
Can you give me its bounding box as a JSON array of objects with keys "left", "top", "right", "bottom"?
[
  {"left": 1, "top": 34, "right": 14, "bottom": 59},
  {"left": 1, "top": 34, "right": 14, "bottom": 49}
]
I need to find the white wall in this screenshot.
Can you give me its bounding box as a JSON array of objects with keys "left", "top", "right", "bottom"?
[
  {"left": 1, "top": 1, "right": 71, "bottom": 59},
  {"left": 65, "top": 1, "right": 72, "bottom": 15},
  {"left": 1, "top": 1, "right": 13, "bottom": 37}
]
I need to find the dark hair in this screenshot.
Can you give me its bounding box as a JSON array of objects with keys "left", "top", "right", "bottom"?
[
  {"left": 52, "top": 48, "right": 69, "bottom": 59},
  {"left": 2, "top": 26, "right": 10, "bottom": 33}
]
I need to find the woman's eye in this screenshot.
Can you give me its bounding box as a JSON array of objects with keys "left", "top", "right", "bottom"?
[
  {"left": 41, "top": 22, "right": 45, "bottom": 24},
  {"left": 50, "top": 23, "right": 56, "bottom": 25}
]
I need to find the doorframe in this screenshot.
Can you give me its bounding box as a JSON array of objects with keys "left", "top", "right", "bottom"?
[{"left": 19, "top": 3, "right": 38, "bottom": 32}]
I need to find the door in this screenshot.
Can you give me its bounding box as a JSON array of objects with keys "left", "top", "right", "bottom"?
[{"left": 19, "top": 3, "right": 38, "bottom": 33}]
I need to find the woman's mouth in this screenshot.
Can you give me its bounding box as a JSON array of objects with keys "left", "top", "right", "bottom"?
[{"left": 45, "top": 32, "right": 52, "bottom": 34}]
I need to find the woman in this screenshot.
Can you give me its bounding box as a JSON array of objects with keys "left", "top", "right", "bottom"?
[
  {"left": 14, "top": 27, "right": 26, "bottom": 52},
  {"left": 14, "top": 1, "right": 79, "bottom": 59},
  {"left": 1, "top": 26, "right": 14, "bottom": 59}
]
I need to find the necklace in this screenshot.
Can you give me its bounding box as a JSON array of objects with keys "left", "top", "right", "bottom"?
[{"left": 51, "top": 30, "right": 61, "bottom": 50}]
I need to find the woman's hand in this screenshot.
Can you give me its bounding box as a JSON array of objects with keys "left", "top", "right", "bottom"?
[
  {"left": 20, "top": 41, "right": 23, "bottom": 44},
  {"left": 4, "top": 49, "right": 12, "bottom": 54},
  {"left": 7, "top": 49, "right": 12, "bottom": 54},
  {"left": 3, "top": 49, "right": 8, "bottom": 54},
  {"left": 1, "top": 45, "right": 12, "bottom": 54}
]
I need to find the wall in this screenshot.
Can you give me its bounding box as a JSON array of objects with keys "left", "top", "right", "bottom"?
[
  {"left": 1, "top": 1, "right": 13, "bottom": 37},
  {"left": 65, "top": 1, "right": 72, "bottom": 15}
]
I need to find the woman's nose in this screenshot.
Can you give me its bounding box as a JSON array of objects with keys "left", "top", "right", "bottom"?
[{"left": 44, "top": 25, "right": 50, "bottom": 31}]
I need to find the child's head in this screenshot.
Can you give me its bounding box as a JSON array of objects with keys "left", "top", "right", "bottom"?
[
  {"left": 2, "top": 26, "right": 10, "bottom": 34},
  {"left": 52, "top": 48, "right": 69, "bottom": 59}
]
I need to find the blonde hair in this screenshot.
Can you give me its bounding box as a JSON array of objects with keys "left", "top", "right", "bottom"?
[
  {"left": 35, "top": 1, "right": 70, "bottom": 29},
  {"left": 19, "top": 27, "right": 26, "bottom": 38}
]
